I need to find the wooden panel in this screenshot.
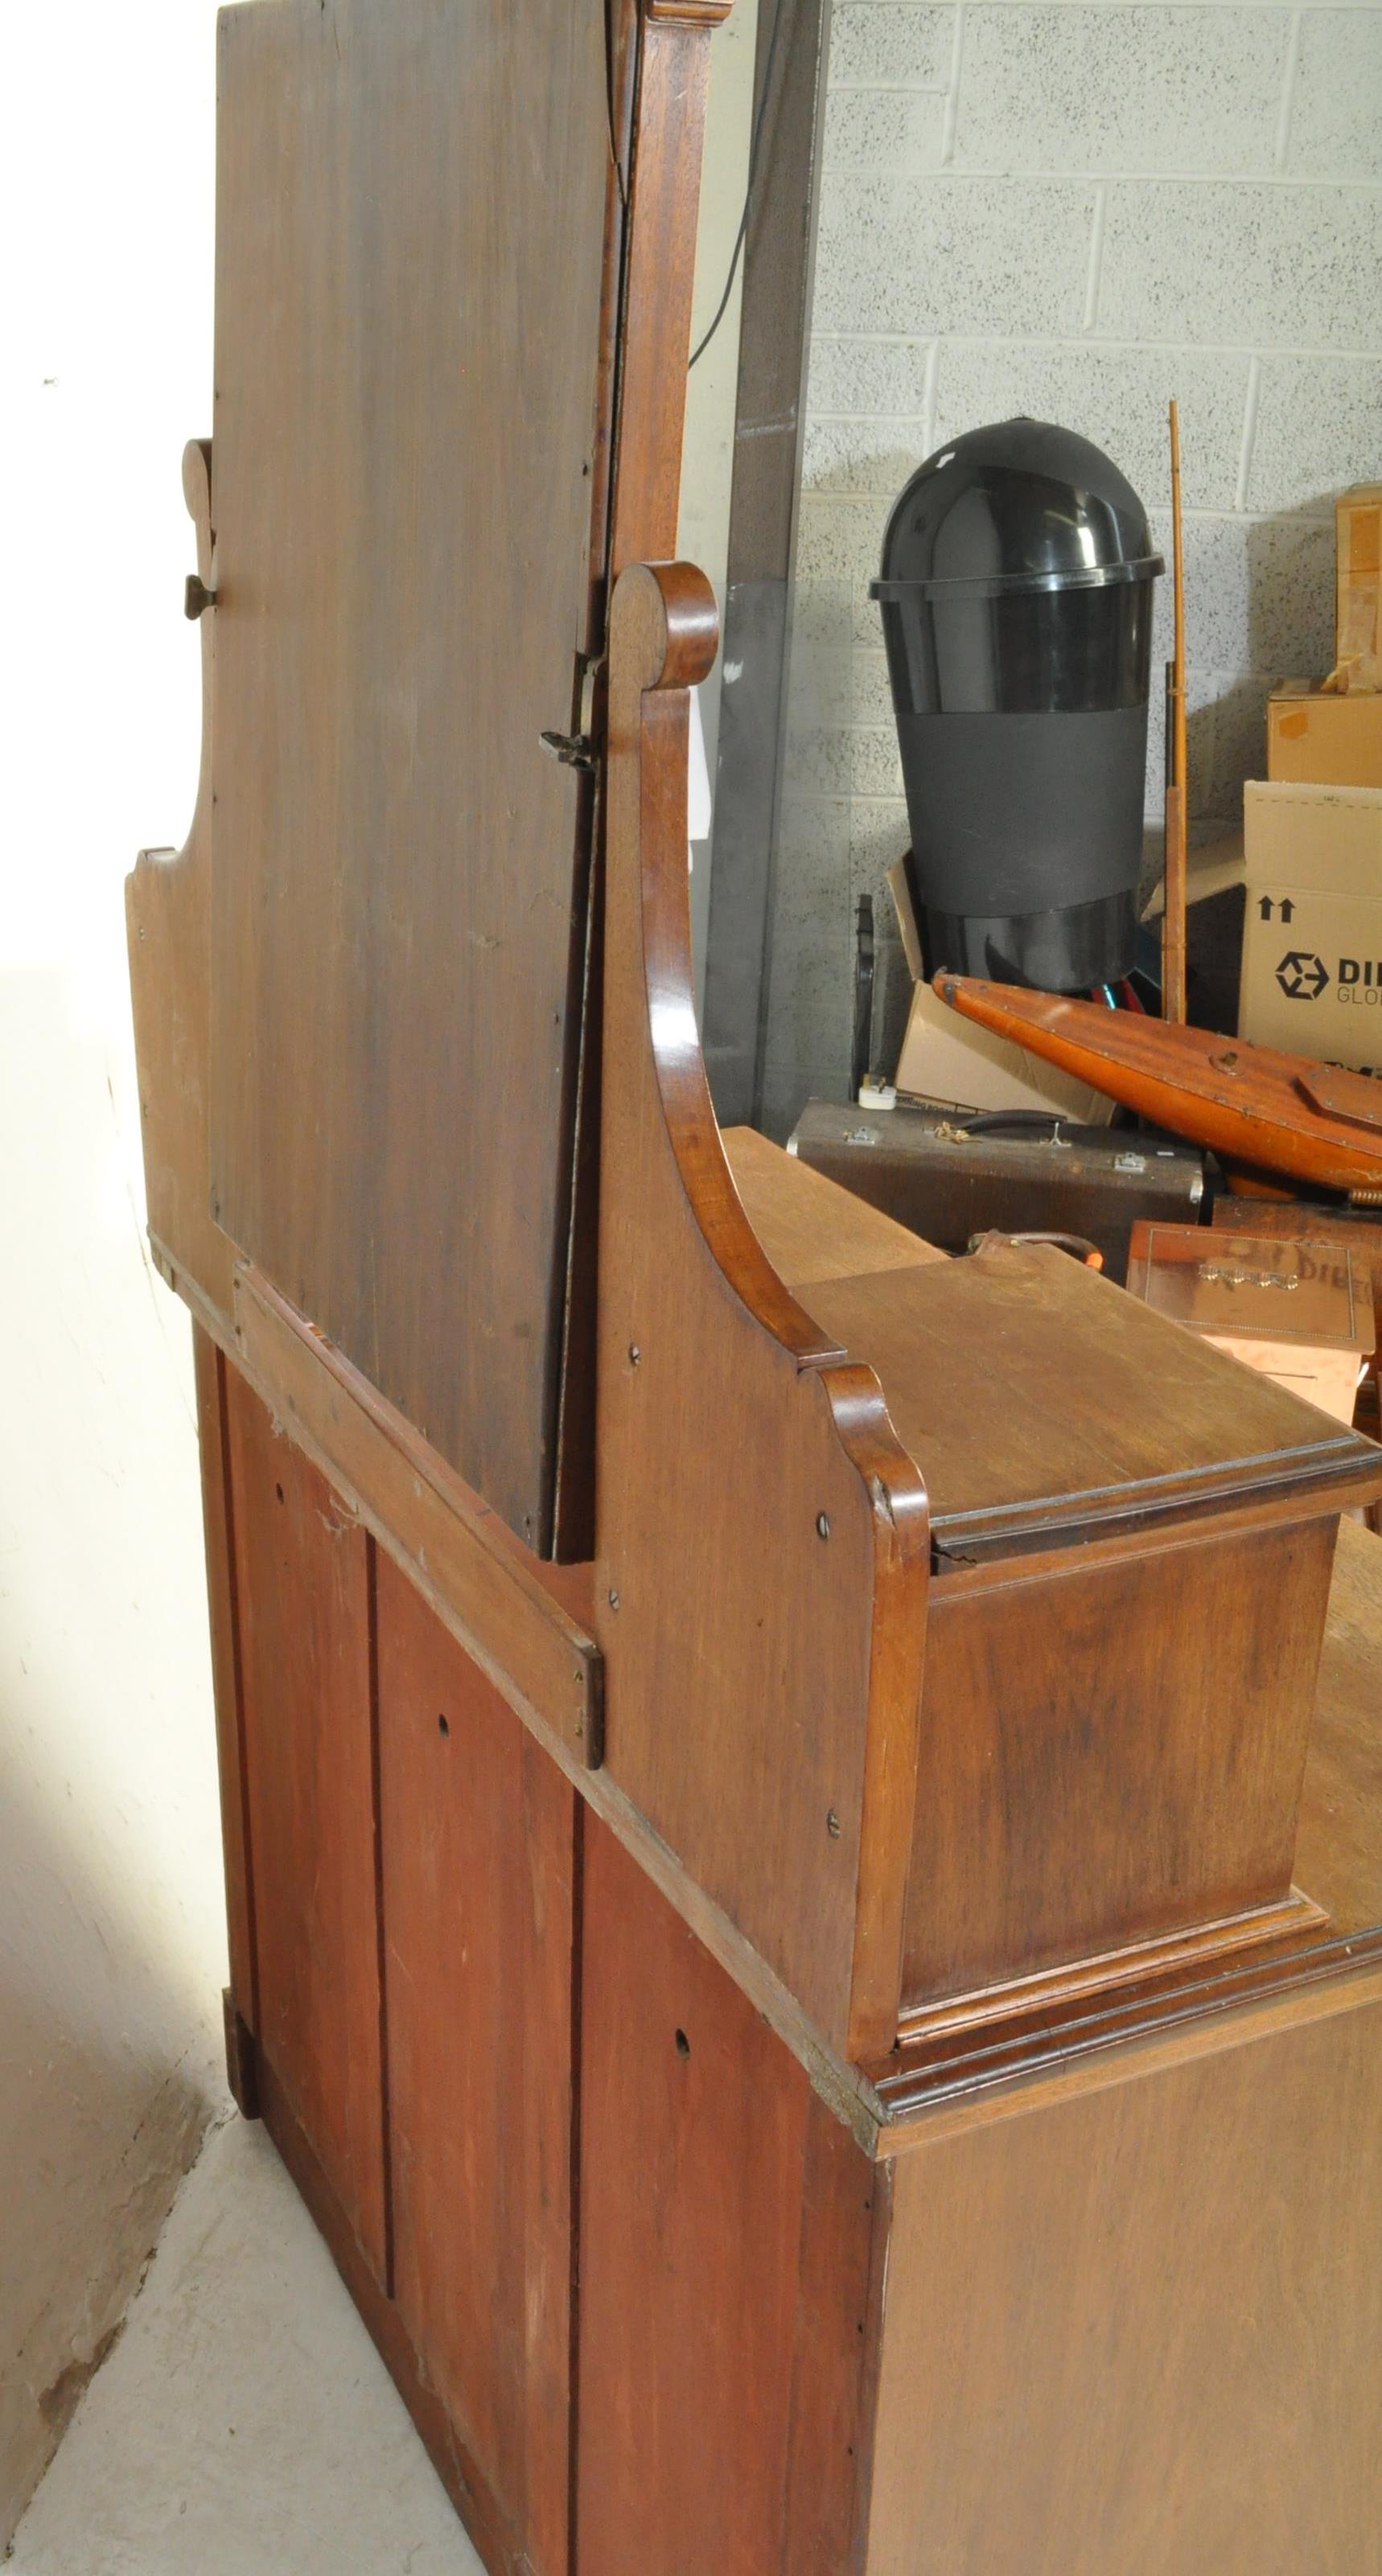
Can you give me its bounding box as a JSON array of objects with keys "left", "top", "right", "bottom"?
[
  {"left": 192, "top": 1325, "right": 256, "bottom": 2032},
  {"left": 598, "top": 565, "right": 930, "bottom": 2061},
  {"left": 807, "top": 1243, "right": 1380, "bottom": 1550},
  {"left": 1298, "top": 1518, "right": 1382, "bottom": 1933},
  {"left": 126, "top": 440, "right": 235, "bottom": 1319},
  {"left": 376, "top": 1553, "right": 575, "bottom": 2576},
  {"left": 209, "top": 0, "right": 615, "bottom": 1547},
  {"left": 722, "top": 1126, "right": 945, "bottom": 1290},
  {"left": 222, "top": 1358, "right": 386, "bottom": 2278},
  {"left": 903, "top": 1518, "right": 1339, "bottom": 2010},
  {"left": 867, "top": 1994, "right": 1382, "bottom": 2574},
  {"left": 577, "top": 1820, "right": 879, "bottom": 2576},
  {"left": 235, "top": 1266, "right": 601, "bottom": 1765},
  {"left": 873, "top": 1525, "right": 1382, "bottom": 2149}
]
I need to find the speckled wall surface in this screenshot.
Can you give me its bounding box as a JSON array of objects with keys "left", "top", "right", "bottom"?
[{"left": 761, "top": 0, "right": 1382, "bottom": 1136}]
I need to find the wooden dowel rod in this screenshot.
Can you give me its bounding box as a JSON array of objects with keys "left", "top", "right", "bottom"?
[{"left": 1162, "top": 396, "right": 1189, "bottom": 1024}]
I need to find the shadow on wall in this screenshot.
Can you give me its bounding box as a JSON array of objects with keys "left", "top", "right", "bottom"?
[
  {"left": 0, "top": 1751, "right": 217, "bottom": 2544},
  {"left": 0, "top": 968, "right": 228, "bottom": 2546},
  {"left": 758, "top": 445, "right": 1342, "bottom": 1136}
]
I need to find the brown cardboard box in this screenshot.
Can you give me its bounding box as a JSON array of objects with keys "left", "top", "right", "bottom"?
[
  {"left": 886, "top": 855, "right": 1117, "bottom": 1118},
  {"left": 1267, "top": 680, "right": 1382, "bottom": 787},
  {"left": 893, "top": 981, "right": 1117, "bottom": 1121},
  {"left": 1329, "top": 483, "right": 1382, "bottom": 695},
  {"left": 1239, "top": 779, "right": 1382, "bottom": 1072}
]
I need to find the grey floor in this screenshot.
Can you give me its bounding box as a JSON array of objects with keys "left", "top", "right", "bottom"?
[{"left": 9, "top": 2120, "right": 482, "bottom": 2575}]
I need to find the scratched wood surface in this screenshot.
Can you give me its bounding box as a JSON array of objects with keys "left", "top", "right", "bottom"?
[{"left": 208, "top": 0, "right": 615, "bottom": 1549}]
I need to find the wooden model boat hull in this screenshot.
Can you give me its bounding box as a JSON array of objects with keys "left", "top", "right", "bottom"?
[{"left": 936, "top": 972, "right": 1382, "bottom": 1195}]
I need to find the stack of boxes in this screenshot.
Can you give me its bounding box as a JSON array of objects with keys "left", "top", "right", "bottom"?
[{"left": 1239, "top": 487, "right": 1382, "bottom": 1074}]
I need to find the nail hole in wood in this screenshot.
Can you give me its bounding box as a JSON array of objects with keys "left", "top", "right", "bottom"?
[
  {"left": 274, "top": 1482, "right": 285, "bottom": 1505},
  {"left": 438, "top": 1712, "right": 450, "bottom": 1738},
  {"left": 675, "top": 2029, "right": 691, "bottom": 2060}
]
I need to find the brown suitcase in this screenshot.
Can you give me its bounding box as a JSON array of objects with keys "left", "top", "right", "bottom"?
[{"left": 788, "top": 1099, "right": 1205, "bottom": 1284}]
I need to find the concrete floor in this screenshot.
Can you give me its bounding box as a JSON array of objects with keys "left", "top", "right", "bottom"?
[{"left": 8, "top": 2118, "right": 482, "bottom": 2575}]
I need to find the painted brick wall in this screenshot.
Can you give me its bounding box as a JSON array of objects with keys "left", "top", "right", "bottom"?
[{"left": 761, "top": 0, "right": 1382, "bottom": 1135}]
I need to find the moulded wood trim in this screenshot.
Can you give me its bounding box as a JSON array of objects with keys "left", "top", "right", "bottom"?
[
  {"left": 644, "top": 2, "right": 734, "bottom": 31},
  {"left": 874, "top": 1933, "right": 1382, "bottom": 2157}
]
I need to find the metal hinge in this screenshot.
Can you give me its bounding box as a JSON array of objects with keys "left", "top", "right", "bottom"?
[{"left": 541, "top": 650, "right": 605, "bottom": 773}]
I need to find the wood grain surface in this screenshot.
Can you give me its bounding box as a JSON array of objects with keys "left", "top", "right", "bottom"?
[
  {"left": 576, "top": 1819, "right": 880, "bottom": 2576},
  {"left": 597, "top": 563, "right": 930, "bottom": 2062},
  {"left": 208, "top": 0, "right": 615, "bottom": 1547},
  {"left": 867, "top": 1991, "right": 1382, "bottom": 2574},
  {"left": 938, "top": 972, "right": 1382, "bottom": 1196},
  {"left": 376, "top": 1554, "right": 576, "bottom": 2576},
  {"left": 722, "top": 1125, "right": 945, "bottom": 1289},
  {"left": 903, "top": 1517, "right": 1337, "bottom": 2007},
  {"left": 126, "top": 440, "right": 235, "bottom": 1318},
  {"left": 806, "top": 1241, "right": 1382, "bottom": 1552},
  {"left": 222, "top": 1358, "right": 388, "bottom": 2282},
  {"left": 235, "top": 1266, "right": 602, "bottom": 1765}
]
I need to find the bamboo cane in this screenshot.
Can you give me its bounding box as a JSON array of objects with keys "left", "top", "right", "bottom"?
[{"left": 1162, "top": 397, "right": 1189, "bottom": 1023}]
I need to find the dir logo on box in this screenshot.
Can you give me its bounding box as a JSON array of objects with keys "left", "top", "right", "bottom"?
[{"left": 1275, "top": 951, "right": 1330, "bottom": 1000}]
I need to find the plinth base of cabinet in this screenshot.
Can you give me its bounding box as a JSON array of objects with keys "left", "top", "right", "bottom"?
[
  {"left": 896, "top": 1882, "right": 1328, "bottom": 2047},
  {"left": 221, "top": 1989, "right": 260, "bottom": 2122}
]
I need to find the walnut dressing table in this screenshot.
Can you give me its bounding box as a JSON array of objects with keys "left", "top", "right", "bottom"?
[{"left": 128, "top": 6, "right": 1382, "bottom": 2567}]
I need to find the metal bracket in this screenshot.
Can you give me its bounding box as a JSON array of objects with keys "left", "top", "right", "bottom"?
[
  {"left": 541, "top": 727, "right": 597, "bottom": 772},
  {"left": 541, "top": 650, "right": 605, "bottom": 773}
]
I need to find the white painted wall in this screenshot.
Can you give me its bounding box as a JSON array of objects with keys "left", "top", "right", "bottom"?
[
  {"left": 763, "top": 0, "right": 1382, "bottom": 1133},
  {"left": 0, "top": 1, "right": 228, "bottom": 2539}
]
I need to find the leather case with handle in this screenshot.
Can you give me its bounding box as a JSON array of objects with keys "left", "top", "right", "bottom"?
[{"left": 788, "top": 1098, "right": 1205, "bottom": 1284}]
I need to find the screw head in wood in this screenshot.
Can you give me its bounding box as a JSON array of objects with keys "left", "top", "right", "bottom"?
[
  {"left": 816, "top": 1512, "right": 830, "bottom": 1540},
  {"left": 607, "top": 1588, "right": 620, "bottom": 1612},
  {"left": 826, "top": 1809, "right": 841, "bottom": 1839}
]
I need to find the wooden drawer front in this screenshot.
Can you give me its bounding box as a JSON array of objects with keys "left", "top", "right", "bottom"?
[
  {"left": 376, "top": 1553, "right": 576, "bottom": 2576},
  {"left": 223, "top": 1360, "right": 387, "bottom": 2278},
  {"left": 903, "top": 1517, "right": 1338, "bottom": 2013}
]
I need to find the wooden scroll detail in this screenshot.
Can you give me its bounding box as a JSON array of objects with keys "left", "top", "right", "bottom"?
[
  {"left": 598, "top": 561, "right": 930, "bottom": 2063},
  {"left": 126, "top": 438, "right": 237, "bottom": 1319}
]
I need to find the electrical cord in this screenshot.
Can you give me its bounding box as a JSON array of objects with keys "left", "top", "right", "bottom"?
[{"left": 688, "top": 0, "right": 788, "bottom": 372}]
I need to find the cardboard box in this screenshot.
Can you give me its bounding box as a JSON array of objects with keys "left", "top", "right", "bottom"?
[
  {"left": 1239, "top": 779, "right": 1382, "bottom": 1072},
  {"left": 1267, "top": 679, "right": 1382, "bottom": 788},
  {"left": 893, "top": 981, "right": 1117, "bottom": 1123},
  {"left": 1330, "top": 483, "right": 1382, "bottom": 695}
]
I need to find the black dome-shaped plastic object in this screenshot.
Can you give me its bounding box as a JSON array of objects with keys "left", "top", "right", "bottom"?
[
  {"left": 878, "top": 416, "right": 1160, "bottom": 595},
  {"left": 870, "top": 418, "right": 1164, "bottom": 994}
]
